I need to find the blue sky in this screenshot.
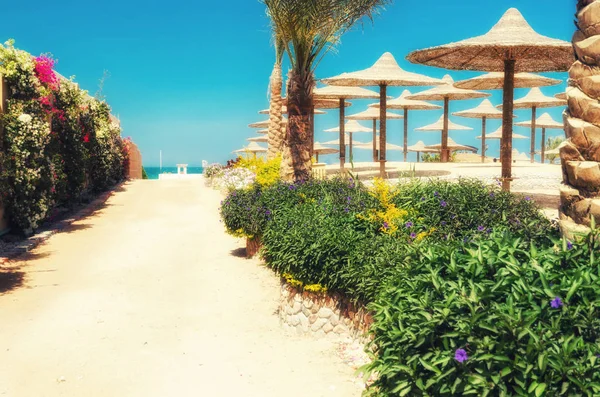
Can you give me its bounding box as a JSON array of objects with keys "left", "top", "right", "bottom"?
[{"left": 1, "top": 0, "right": 573, "bottom": 166}]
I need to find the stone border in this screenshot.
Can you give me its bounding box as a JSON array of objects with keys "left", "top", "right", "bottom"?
[
  {"left": 0, "top": 182, "right": 125, "bottom": 265},
  {"left": 278, "top": 280, "right": 373, "bottom": 342}
]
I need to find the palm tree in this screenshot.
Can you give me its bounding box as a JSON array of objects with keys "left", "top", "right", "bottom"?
[
  {"left": 267, "top": 37, "right": 285, "bottom": 161},
  {"left": 262, "top": 0, "right": 390, "bottom": 182},
  {"left": 561, "top": 0, "right": 600, "bottom": 236}
]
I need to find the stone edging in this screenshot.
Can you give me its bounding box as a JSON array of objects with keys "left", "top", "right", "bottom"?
[
  {"left": 278, "top": 280, "right": 373, "bottom": 342},
  {"left": 0, "top": 182, "right": 125, "bottom": 265}
]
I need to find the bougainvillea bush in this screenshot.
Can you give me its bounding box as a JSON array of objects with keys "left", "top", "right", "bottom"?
[{"left": 0, "top": 40, "right": 128, "bottom": 234}]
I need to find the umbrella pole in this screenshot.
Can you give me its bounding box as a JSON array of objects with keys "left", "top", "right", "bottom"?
[
  {"left": 339, "top": 98, "right": 346, "bottom": 171},
  {"left": 316, "top": 153, "right": 320, "bottom": 163},
  {"left": 417, "top": 151, "right": 420, "bottom": 163},
  {"left": 501, "top": 59, "right": 516, "bottom": 192},
  {"left": 541, "top": 127, "right": 546, "bottom": 164},
  {"left": 379, "top": 84, "right": 387, "bottom": 178},
  {"left": 403, "top": 108, "right": 409, "bottom": 162},
  {"left": 442, "top": 97, "right": 450, "bottom": 163},
  {"left": 372, "top": 119, "right": 377, "bottom": 162},
  {"left": 530, "top": 106, "right": 537, "bottom": 163},
  {"left": 349, "top": 132, "right": 353, "bottom": 163},
  {"left": 481, "top": 116, "right": 486, "bottom": 163}
]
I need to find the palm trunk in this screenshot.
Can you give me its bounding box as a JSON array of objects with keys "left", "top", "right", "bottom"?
[
  {"left": 281, "top": 70, "right": 314, "bottom": 182},
  {"left": 267, "top": 62, "right": 283, "bottom": 160},
  {"left": 560, "top": 1, "right": 600, "bottom": 238}
]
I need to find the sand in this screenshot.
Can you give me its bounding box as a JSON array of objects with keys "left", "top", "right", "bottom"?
[{"left": 0, "top": 180, "right": 361, "bottom": 397}]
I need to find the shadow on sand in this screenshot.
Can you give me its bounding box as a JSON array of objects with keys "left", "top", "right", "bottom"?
[
  {"left": 0, "top": 271, "right": 25, "bottom": 294},
  {"left": 230, "top": 247, "right": 248, "bottom": 258}
]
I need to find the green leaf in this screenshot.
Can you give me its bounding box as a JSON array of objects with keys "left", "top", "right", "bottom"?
[{"left": 535, "top": 383, "right": 546, "bottom": 397}]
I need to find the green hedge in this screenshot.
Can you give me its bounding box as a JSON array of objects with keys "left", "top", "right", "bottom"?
[{"left": 219, "top": 178, "right": 600, "bottom": 395}]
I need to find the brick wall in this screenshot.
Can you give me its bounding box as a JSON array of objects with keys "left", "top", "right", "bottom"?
[{"left": 126, "top": 141, "right": 143, "bottom": 179}]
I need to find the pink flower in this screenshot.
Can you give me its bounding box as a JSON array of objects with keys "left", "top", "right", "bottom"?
[{"left": 34, "top": 55, "right": 59, "bottom": 90}]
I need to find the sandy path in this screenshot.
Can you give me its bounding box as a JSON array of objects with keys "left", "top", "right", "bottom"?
[{"left": 0, "top": 180, "right": 361, "bottom": 397}]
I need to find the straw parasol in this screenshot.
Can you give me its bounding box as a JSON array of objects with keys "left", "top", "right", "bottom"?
[
  {"left": 259, "top": 106, "right": 326, "bottom": 115},
  {"left": 322, "top": 135, "right": 366, "bottom": 147},
  {"left": 321, "top": 52, "right": 444, "bottom": 178},
  {"left": 324, "top": 120, "right": 375, "bottom": 161},
  {"left": 370, "top": 89, "right": 441, "bottom": 162},
  {"left": 479, "top": 126, "right": 528, "bottom": 140},
  {"left": 499, "top": 87, "right": 566, "bottom": 163},
  {"left": 454, "top": 72, "right": 561, "bottom": 90},
  {"left": 425, "top": 137, "right": 478, "bottom": 153},
  {"left": 515, "top": 112, "right": 564, "bottom": 163},
  {"left": 407, "top": 140, "right": 440, "bottom": 163},
  {"left": 415, "top": 115, "right": 473, "bottom": 138},
  {"left": 407, "top": 7, "right": 572, "bottom": 191},
  {"left": 257, "top": 129, "right": 268, "bottom": 134},
  {"left": 346, "top": 107, "right": 403, "bottom": 162},
  {"left": 313, "top": 86, "right": 380, "bottom": 170},
  {"left": 453, "top": 99, "right": 504, "bottom": 163},
  {"left": 554, "top": 92, "right": 567, "bottom": 101},
  {"left": 313, "top": 142, "right": 339, "bottom": 162},
  {"left": 355, "top": 140, "right": 404, "bottom": 152},
  {"left": 248, "top": 136, "right": 268, "bottom": 143},
  {"left": 406, "top": 75, "right": 489, "bottom": 162},
  {"left": 234, "top": 142, "right": 268, "bottom": 154},
  {"left": 249, "top": 118, "right": 288, "bottom": 129}
]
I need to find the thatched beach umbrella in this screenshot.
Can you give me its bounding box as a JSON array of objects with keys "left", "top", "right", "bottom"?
[
  {"left": 249, "top": 118, "right": 288, "bottom": 129},
  {"left": 313, "top": 142, "right": 339, "bottom": 163},
  {"left": 324, "top": 120, "right": 375, "bottom": 162},
  {"left": 407, "top": 75, "right": 489, "bottom": 162},
  {"left": 407, "top": 140, "right": 440, "bottom": 163},
  {"left": 454, "top": 72, "right": 561, "bottom": 90},
  {"left": 234, "top": 141, "right": 268, "bottom": 154},
  {"left": 499, "top": 87, "right": 566, "bottom": 163},
  {"left": 407, "top": 8, "right": 572, "bottom": 191},
  {"left": 313, "top": 86, "right": 380, "bottom": 170},
  {"left": 248, "top": 135, "right": 269, "bottom": 143},
  {"left": 259, "top": 106, "right": 326, "bottom": 115},
  {"left": 346, "top": 107, "right": 403, "bottom": 162},
  {"left": 425, "top": 137, "right": 478, "bottom": 153},
  {"left": 415, "top": 116, "right": 473, "bottom": 145},
  {"left": 321, "top": 52, "right": 444, "bottom": 178},
  {"left": 370, "top": 89, "right": 441, "bottom": 162},
  {"left": 322, "top": 134, "right": 366, "bottom": 147},
  {"left": 355, "top": 140, "right": 404, "bottom": 152},
  {"left": 480, "top": 126, "right": 528, "bottom": 140},
  {"left": 554, "top": 92, "right": 567, "bottom": 101},
  {"left": 257, "top": 129, "right": 269, "bottom": 134},
  {"left": 515, "top": 112, "right": 564, "bottom": 163},
  {"left": 453, "top": 99, "right": 504, "bottom": 163}
]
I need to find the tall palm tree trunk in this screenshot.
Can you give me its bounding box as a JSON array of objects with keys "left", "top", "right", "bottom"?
[
  {"left": 560, "top": 0, "right": 600, "bottom": 238},
  {"left": 267, "top": 62, "right": 284, "bottom": 160},
  {"left": 281, "top": 70, "right": 314, "bottom": 182}
]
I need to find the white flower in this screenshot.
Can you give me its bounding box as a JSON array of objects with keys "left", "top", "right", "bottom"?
[{"left": 18, "top": 114, "right": 32, "bottom": 124}]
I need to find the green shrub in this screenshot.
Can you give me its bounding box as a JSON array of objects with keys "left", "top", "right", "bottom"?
[
  {"left": 365, "top": 229, "right": 600, "bottom": 396},
  {"left": 142, "top": 167, "right": 149, "bottom": 179}
]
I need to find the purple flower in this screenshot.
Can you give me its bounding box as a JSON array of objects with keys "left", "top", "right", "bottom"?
[
  {"left": 490, "top": 192, "right": 495, "bottom": 198},
  {"left": 405, "top": 221, "right": 413, "bottom": 228},
  {"left": 344, "top": 207, "right": 349, "bottom": 213},
  {"left": 289, "top": 185, "right": 296, "bottom": 190},
  {"left": 525, "top": 196, "right": 531, "bottom": 201},
  {"left": 347, "top": 196, "right": 352, "bottom": 203},
  {"left": 440, "top": 201, "right": 447, "bottom": 208},
  {"left": 441, "top": 221, "right": 447, "bottom": 226},
  {"left": 454, "top": 349, "right": 468, "bottom": 363},
  {"left": 265, "top": 210, "right": 271, "bottom": 216},
  {"left": 410, "top": 232, "right": 417, "bottom": 239},
  {"left": 434, "top": 191, "right": 439, "bottom": 197},
  {"left": 421, "top": 197, "right": 426, "bottom": 202},
  {"left": 383, "top": 222, "right": 389, "bottom": 229},
  {"left": 477, "top": 226, "right": 485, "bottom": 232},
  {"left": 567, "top": 241, "right": 573, "bottom": 251},
  {"left": 550, "top": 296, "right": 563, "bottom": 309}
]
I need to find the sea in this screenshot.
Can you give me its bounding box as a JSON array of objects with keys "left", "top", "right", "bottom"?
[{"left": 144, "top": 167, "right": 204, "bottom": 180}]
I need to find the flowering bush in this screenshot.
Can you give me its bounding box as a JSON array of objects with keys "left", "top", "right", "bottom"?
[
  {"left": 234, "top": 155, "right": 281, "bottom": 187},
  {"left": 0, "top": 40, "right": 128, "bottom": 234},
  {"left": 203, "top": 163, "right": 224, "bottom": 178},
  {"left": 212, "top": 167, "right": 256, "bottom": 192}
]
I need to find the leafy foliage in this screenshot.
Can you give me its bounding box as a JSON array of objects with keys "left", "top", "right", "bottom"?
[{"left": 365, "top": 228, "right": 600, "bottom": 396}]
